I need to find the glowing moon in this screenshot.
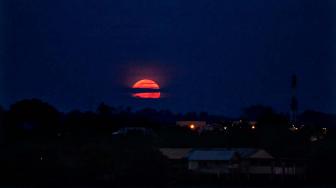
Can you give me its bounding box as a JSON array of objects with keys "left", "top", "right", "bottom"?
[
  {"left": 132, "top": 79, "right": 160, "bottom": 89},
  {"left": 132, "top": 79, "right": 161, "bottom": 99}
]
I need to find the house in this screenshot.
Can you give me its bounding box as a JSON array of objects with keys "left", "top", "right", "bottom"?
[
  {"left": 159, "top": 148, "right": 192, "bottom": 160},
  {"left": 159, "top": 148, "right": 193, "bottom": 179},
  {"left": 187, "top": 148, "right": 274, "bottom": 175},
  {"left": 187, "top": 148, "right": 306, "bottom": 178}
]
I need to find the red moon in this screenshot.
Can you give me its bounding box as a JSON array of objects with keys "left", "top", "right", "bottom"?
[{"left": 132, "top": 79, "right": 161, "bottom": 99}]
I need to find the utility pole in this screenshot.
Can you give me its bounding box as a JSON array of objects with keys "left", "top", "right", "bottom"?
[{"left": 290, "top": 74, "right": 298, "bottom": 126}]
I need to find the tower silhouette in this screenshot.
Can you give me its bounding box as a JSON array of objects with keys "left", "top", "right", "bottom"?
[{"left": 290, "top": 74, "right": 298, "bottom": 125}]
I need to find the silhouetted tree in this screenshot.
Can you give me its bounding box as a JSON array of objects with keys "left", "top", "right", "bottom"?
[
  {"left": 6, "top": 99, "right": 60, "bottom": 141},
  {"left": 97, "top": 102, "right": 115, "bottom": 116},
  {"left": 300, "top": 110, "right": 336, "bottom": 128},
  {"left": 0, "top": 106, "right": 4, "bottom": 144},
  {"left": 182, "top": 112, "right": 198, "bottom": 120}
]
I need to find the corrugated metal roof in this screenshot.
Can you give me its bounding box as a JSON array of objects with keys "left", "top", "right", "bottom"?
[
  {"left": 187, "top": 148, "right": 262, "bottom": 161},
  {"left": 234, "top": 148, "right": 258, "bottom": 158},
  {"left": 249, "top": 149, "right": 274, "bottom": 159},
  {"left": 188, "top": 150, "right": 236, "bottom": 161},
  {"left": 159, "top": 148, "right": 193, "bottom": 160}
]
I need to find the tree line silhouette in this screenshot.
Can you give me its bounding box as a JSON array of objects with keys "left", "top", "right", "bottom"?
[{"left": 0, "top": 98, "right": 336, "bottom": 185}]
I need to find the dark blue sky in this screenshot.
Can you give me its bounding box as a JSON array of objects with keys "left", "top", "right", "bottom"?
[{"left": 1, "top": 0, "right": 336, "bottom": 116}]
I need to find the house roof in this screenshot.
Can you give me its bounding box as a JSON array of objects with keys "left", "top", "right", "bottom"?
[
  {"left": 188, "top": 150, "right": 237, "bottom": 161},
  {"left": 188, "top": 148, "right": 273, "bottom": 161},
  {"left": 159, "top": 148, "right": 193, "bottom": 160},
  {"left": 249, "top": 149, "right": 274, "bottom": 159}
]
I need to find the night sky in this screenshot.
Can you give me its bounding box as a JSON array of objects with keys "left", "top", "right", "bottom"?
[{"left": 1, "top": 0, "right": 336, "bottom": 117}]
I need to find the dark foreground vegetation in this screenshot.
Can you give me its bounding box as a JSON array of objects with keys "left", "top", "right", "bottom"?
[{"left": 0, "top": 98, "right": 336, "bottom": 186}]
